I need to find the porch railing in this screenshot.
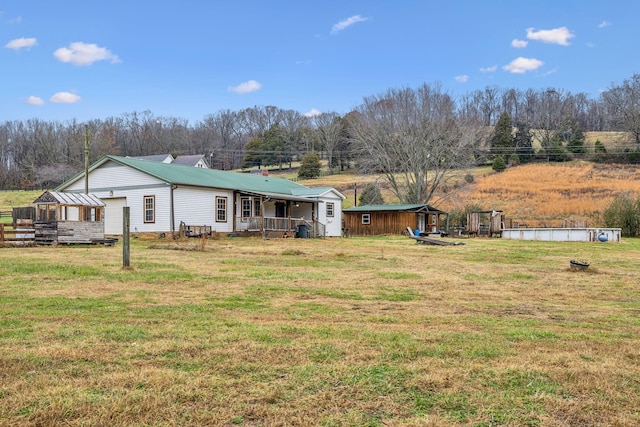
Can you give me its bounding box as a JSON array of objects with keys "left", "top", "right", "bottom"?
[{"left": 235, "top": 216, "right": 326, "bottom": 237}]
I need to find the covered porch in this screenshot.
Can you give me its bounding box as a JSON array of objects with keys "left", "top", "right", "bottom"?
[{"left": 234, "top": 192, "right": 326, "bottom": 237}]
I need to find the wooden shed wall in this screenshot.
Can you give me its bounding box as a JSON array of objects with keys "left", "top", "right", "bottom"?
[
  {"left": 344, "top": 212, "right": 417, "bottom": 236},
  {"left": 467, "top": 212, "right": 504, "bottom": 236},
  {"left": 35, "top": 220, "right": 105, "bottom": 244}
]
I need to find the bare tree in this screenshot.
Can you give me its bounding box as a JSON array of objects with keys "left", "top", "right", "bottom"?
[
  {"left": 350, "top": 83, "right": 481, "bottom": 204},
  {"left": 479, "top": 86, "right": 501, "bottom": 126},
  {"left": 279, "top": 109, "right": 309, "bottom": 166},
  {"left": 239, "top": 105, "right": 284, "bottom": 137},
  {"left": 195, "top": 110, "right": 246, "bottom": 169},
  {"left": 601, "top": 74, "right": 640, "bottom": 145},
  {"left": 313, "top": 112, "right": 342, "bottom": 173},
  {"left": 531, "top": 88, "right": 567, "bottom": 160}
]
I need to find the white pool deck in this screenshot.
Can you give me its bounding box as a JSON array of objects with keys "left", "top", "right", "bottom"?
[{"left": 501, "top": 227, "right": 622, "bottom": 242}]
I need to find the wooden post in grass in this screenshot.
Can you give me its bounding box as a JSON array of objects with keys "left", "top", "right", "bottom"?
[{"left": 123, "top": 206, "right": 130, "bottom": 268}]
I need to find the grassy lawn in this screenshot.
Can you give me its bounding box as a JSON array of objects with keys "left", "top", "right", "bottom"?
[{"left": 1, "top": 235, "right": 639, "bottom": 426}]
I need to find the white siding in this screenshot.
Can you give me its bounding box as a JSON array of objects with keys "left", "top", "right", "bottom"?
[
  {"left": 65, "top": 162, "right": 165, "bottom": 191},
  {"left": 59, "top": 159, "right": 344, "bottom": 236},
  {"left": 103, "top": 197, "right": 126, "bottom": 235},
  {"left": 61, "top": 161, "right": 172, "bottom": 233},
  {"left": 95, "top": 187, "right": 172, "bottom": 233},
  {"left": 317, "top": 193, "right": 343, "bottom": 237},
  {"left": 173, "top": 187, "right": 234, "bottom": 233}
]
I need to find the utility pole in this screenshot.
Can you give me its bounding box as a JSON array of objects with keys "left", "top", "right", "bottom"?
[
  {"left": 354, "top": 183, "right": 357, "bottom": 207},
  {"left": 84, "top": 125, "right": 90, "bottom": 194}
]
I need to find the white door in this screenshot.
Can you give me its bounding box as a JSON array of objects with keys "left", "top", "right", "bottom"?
[
  {"left": 418, "top": 214, "right": 426, "bottom": 233},
  {"left": 104, "top": 198, "right": 126, "bottom": 235}
]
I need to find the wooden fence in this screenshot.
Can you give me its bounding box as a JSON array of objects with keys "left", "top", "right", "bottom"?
[{"left": 0, "top": 221, "right": 35, "bottom": 245}]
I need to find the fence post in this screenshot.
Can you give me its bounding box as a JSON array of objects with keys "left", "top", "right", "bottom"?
[{"left": 123, "top": 207, "right": 130, "bottom": 268}]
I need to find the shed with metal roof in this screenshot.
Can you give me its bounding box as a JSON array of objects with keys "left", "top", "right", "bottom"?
[
  {"left": 342, "top": 204, "right": 448, "bottom": 237},
  {"left": 33, "top": 191, "right": 109, "bottom": 245}
]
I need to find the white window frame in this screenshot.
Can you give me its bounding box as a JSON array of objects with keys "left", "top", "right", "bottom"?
[
  {"left": 327, "top": 202, "right": 335, "bottom": 218},
  {"left": 143, "top": 195, "right": 155, "bottom": 223},
  {"left": 216, "top": 197, "right": 227, "bottom": 222}
]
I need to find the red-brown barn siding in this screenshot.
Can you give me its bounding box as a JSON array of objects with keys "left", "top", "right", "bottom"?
[{"left": 343, "top": 211, "right": 440, "bottom": 236}]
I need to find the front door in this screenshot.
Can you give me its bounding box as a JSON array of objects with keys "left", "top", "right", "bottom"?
[
  {"left": 417, "top": 213, "right": 426, "bottom": 233},
  {"left": 275, "top": 202, "right": 286, "bottom": 218}
]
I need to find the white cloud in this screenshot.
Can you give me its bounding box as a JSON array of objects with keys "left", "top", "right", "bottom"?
[
  {"left": 455, "top": 75, "right": 469, "bottom": 83},
  {"left": 586, "top": 42, "right": 596, "bottom": 48},
  {"left": 26, "top": 96, "right": 44, "bottom": 106},
  {"left": 480, "top": 65, "right": 498, "bottom": 73},
  {"left": 526, "top": 27, "right": 575, "bottom": 46},
  {"left": 511, "top": 39, "right": 528, "bottom": 48},
  {"left": 5, "top": 37, "right": 37, "bottom": 50},
  {"left": 503, "top": 57, "right": 544, "bottom": 74},
  {"left": 227, "top": 80, "right": 262, "bottom": 94},
  {"left": 50, "top": 92, "right": 81, "bottom": 104},
  {"left": 54, "top": 42, "right": 120, "bottom": 66},
  {"left": 9, "top": 16, "right": 23, "bottom": 24},
  {"left": 331, "top": 15, "right": 369, "bottom": 34},
  {"left": 304, "top": 108, "right": 322, "bottom": 117},
  {"left": 598, "top": 21, "right": 611, "bottom": 28}
]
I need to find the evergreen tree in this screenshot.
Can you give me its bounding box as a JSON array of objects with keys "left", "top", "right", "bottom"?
[
  {"left": 241, "top": 137, "right": 265, "bottom": 169},
  {"left": 490, "top": 112, "right": 514, "bottom": 158},
  {"left": 492, "top": 155, "right": 507, "bottom": 172},
  {"left": 358, "top": 182, "right": 385, "bottom": 205},
  {"left": 513, "top": 121, "right": 534, "bottom": 163},
  {"left": 297, "top": 152, "right": 322, "bottom": 179},
  {"left": 263, "top": 124, "right": 288, "bottom": 169}
]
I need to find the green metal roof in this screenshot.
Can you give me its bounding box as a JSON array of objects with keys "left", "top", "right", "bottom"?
[
  {"left": 343, "top": 203, "right": 444, "bottom": 213},
  {"left": 58, "top": 155, "right": 334, "bottom": 198}
]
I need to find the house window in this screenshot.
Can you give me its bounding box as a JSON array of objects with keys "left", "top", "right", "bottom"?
[
  {"left": 327, "top": 202, "right": 335, "bottom": 217},
  {"left": 361, "top": 213, "right": 371, "bottom": 225},
  {"left": 241, "top": 198, "right": 251, "bottom": 219},
  {"left": 431, "top": 214, "right": 437, "bottom": 224},
  {"left": 143, "top": 196, "right": 155, "bottom": 223},
  {"left": 216, "top": 197, "right": 227, "bottom": 222},
  {"left": 253, "top": 199, "right": 261, "bottom": 217}
]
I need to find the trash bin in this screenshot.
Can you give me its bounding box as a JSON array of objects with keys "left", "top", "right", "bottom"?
[{"left": 297, "top": 223, "right": 311, "bottom": 238}]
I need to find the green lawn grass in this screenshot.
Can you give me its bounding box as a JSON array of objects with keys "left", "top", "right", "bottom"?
[{"left": 1, "top": 235, "right": 639, "bottom": 425}]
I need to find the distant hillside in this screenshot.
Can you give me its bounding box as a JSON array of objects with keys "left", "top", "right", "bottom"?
[
  {"left": 448, "top": 162, "right": 640, "bottom": 226},
  {"left": 297, "top": 161, "right": 640, "bottom": 227}
]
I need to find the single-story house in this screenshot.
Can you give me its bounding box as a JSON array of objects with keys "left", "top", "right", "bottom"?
[
  {"left": 342, "top": 204, "right": 448, "bottom": 236},
  {"left": 55, "top": 155, "right": 345, "bottom": 237}
]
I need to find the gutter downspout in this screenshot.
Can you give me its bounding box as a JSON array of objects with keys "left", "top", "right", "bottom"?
[{"left": 170, "top": 184, "right": 177, "bottom": 237}]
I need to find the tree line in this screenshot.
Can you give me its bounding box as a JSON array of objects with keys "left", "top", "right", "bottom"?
[{"left": 1, "top": 74, "right": 639, "bottom": 203}]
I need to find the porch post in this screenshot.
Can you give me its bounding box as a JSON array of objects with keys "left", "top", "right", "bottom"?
[
  {"left": 232, "top": 191, "right": 237, "bottom": 232},
  {"left": 260, "top": 196, "right": 265, "bottom": 239}
]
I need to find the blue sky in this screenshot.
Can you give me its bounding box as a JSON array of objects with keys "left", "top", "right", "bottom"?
[{"left": 2, "top": 1, "right": 638, "bottom": 123}]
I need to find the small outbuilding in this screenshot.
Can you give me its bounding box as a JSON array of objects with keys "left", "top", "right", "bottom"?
[
  {"left": 466, "top": 210, "right": 504, "bottom": 237},
  {"left": 342, "top": 204, "right": 448, "bottom": 237},
  {"left": 34, "top": 191, "right": 108, "bottom": 245}
]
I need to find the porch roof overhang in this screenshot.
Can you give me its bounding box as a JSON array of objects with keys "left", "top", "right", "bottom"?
[
  {"left": 34, "top": 191, "right": 106, "bottom": 207},
  {"left": 240, "top": 191, "right": 324, "bottom": 203}
]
